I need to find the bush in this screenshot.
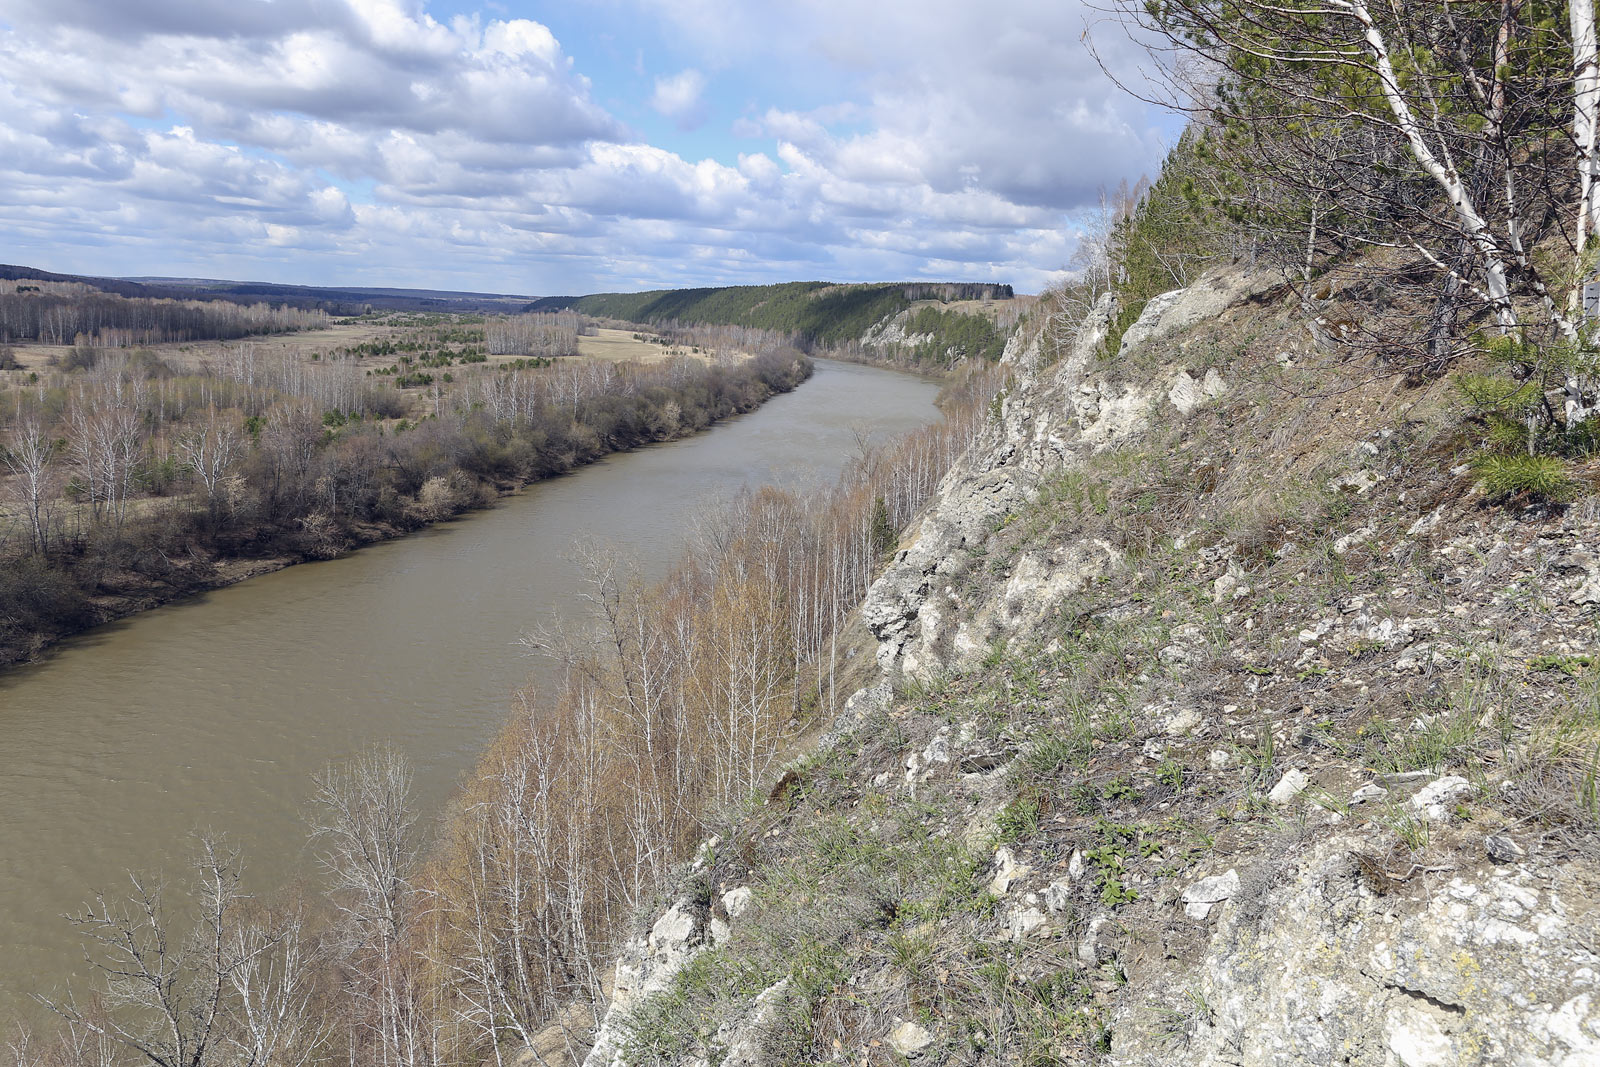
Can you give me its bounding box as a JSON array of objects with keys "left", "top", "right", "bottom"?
[
  {"left": 56, "top": 345, "right": 98, "bottom": 372},
  {"left": 1474, "top": 454, "right": 1581, "bottom": 503}
]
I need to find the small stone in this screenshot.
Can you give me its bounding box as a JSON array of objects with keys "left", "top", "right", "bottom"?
[
  {"left": 722, "top": 886, "right": 753, "bottom": 921},
  {"left": 1008, "top": 906, "right": 1050, "bottom": 940},
  {"left": 1067, "top": 848, "right": 1086, "bottom": 881},
  {"left": 1409, "top": 775, "right": 1473, "bottom": 820},
  {"left": 990, "top": 847, "right": 1030, "bottom": 895},
  {"left": 887, "top": 1021, "right": 933, "bottom": 1056},
  {"left": 1268, "top": 768, "right": 1311, "bottom": 805},
  {"left": 1350, "top": 783, "right": 1389, "bottom": 805},
  {"left": 1163, "top": 706, "right": 1203, "bottom": 736},
  {"left": 1077, "top": 915, "right": 1113, "bottom": 964},
  {"left": 1181, "top": 869, "right": 1240, "bottom": 920},
  {"left": 1485, "top": 835, "right": 1526, "bottom": 864}
]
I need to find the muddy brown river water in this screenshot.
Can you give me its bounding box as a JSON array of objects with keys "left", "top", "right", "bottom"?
[{"left": 0, "top": 359, "right": 941, "bottom": 1021}]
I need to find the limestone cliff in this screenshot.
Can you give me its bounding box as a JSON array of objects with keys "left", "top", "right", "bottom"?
[{"left": 563, "top": 263, "right": 1600, "bottom": 1067}]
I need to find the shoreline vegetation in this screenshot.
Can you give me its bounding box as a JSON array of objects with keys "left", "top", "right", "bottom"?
[{"left": 0, "top": 339, "right": 814, "bottom": 672}]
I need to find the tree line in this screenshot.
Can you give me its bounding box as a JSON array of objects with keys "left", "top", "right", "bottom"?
[
  {"left": 0, "top": 289, "right": 331, "bottom": 346},
  {"left": 484, "top": 312, "right": 590, "bottom": 358},
  {"left": 537, "top": 281, "right": 1017, "bottom": 358},
  {"left": 0, "top": 344, "right": 812, "bottom": 667}
]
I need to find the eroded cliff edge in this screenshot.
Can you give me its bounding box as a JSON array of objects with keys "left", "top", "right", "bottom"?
[{"left": 564, "top": 264, "right": 1600, "bottom": 1067}]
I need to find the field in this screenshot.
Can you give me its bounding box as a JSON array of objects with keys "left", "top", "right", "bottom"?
[{"left": 1, "top": 321, "right": 745, "bottom": 382}]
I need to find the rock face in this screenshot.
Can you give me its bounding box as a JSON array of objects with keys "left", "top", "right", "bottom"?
[
  {"left": 862, "top": 268, "right": 1276, "bottom": 682},
  {"left": 583, "top": 898, "right": 714, "bottom": 1067},
  {"left": 1111, "top": 837, "right": 1600, "bottom": 1067}
]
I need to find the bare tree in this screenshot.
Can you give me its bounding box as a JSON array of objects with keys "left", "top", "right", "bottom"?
[
  {"left": 308, "top": 747, "right": 423, "bottom": 1067},
  {"left": 175, "top": 407, "right": 242, "bottom": 519},
  {"left": 2, "top": 410, "right": 59, "bottom": 554},
  {"left": 40, "top": 836, "right": 269, "bottom": 1067},
  {"left": 223, "top": 901, "right": 330, "bottom": 1067}
]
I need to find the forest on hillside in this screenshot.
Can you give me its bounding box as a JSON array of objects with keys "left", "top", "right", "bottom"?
[{"left": 534, "top": 281, "right": 1017, "bottom": 363}]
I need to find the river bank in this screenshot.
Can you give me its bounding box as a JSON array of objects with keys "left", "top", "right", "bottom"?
[{"left": 0, "top": 351, "right": 815, "bottom": 673}]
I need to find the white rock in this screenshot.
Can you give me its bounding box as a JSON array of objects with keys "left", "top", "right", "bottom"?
[
  {"left": 1351, "top": 783, "right": 1390, "bottom": 805},
  {"left": 887, "top": 1020, "right": 933, "bottom": 1056},
  {"left": 1067, "top": 848, "right": 1086, "bottom": 881},
  {"left": 1268, "top": 768, "right": 1311, "bottom": 805},
  {"left": 990, "top": 847, "right": 1030, "bottom": 895},
  {"left": 1409, "top": 776, "right": 1473, "bottom": 820},
  {"left": 1407, "top": 508, "right": 1443, "bottom": 536},
  {"left": 1008, "top": 906, "right": 1050, "bottom": 940},
  {"left": 1333, "top": 526, "right": 1376, "bottom": 555},
  {"left": 1169, "top": 368, "right": 1226, "bottom": 415},
  {"left": 1181, "top": 869, "right": 1241, "bottom": 920},
  {"left": 1077, "top": 915, "right": 1113, "bottom": 964},
  {"left": 1385, "top": 1003, "right": 1455, "bottom": 1066},
  {"left": 1162, "top": 705, "right": 1202, "bottom": 736},
  {"left": 722, "top": 886, "right": 753, "bottom": 921}
]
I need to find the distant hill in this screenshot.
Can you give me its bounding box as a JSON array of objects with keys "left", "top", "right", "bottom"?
[
  {"left": 530, "top": 281, "right": 1014, "bottom": 348},
  {"left": 0, "top": 265, "right": 532, "bottom": 315}
]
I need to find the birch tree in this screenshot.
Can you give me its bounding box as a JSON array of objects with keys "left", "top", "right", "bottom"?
[
  {"left": 1112, "top": 1, "right": 1600, "bottom": 345},
  {"left": 41, "top": 837, "right": 263, "bottom": 1067},
  {"left": 176, "top": 407, "right": 242, "bottom": 520},
  {"left": 2, "top": 411, "right": 58, "bottom": 554}
]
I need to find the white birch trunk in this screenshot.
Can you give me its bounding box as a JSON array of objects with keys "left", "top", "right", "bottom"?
[{"left": 1347, "top": 0, "right": 1519, "bottom": 330}]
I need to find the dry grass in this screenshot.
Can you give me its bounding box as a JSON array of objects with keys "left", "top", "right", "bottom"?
[
  {"left": 576, "top": 328, "right": 753, "bottom": 365},
  {"left": 0, "top": 324, "right": 706, "bottom": 382}
]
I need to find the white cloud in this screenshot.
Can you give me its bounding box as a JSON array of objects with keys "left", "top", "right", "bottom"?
[
  {"left": 649, "top": 68, "right": 708, "bottom": 130},
  {"left": 0, "top": 0, "right": 1168, "bottom": 294}
]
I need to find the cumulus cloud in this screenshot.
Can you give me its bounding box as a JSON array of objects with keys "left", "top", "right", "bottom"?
[
  {"left": 650, "top": 68, "right": 709, "bottom": 130},
  {"left": 0, "top": 0, "right": 1168, "bottom": 294}
]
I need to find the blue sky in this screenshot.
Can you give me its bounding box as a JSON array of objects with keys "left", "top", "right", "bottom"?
[{"left": 0, "top": 0, "right": 1176, "bottom": 295}]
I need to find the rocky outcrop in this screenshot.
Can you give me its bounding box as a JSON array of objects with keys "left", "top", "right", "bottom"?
[
  {"left": 583, "top": 897, "right": 714, "bottom": 1067},
  {"left": 1110, "top": 837, "right": 1600, "bottom": 1067},
  {"left": 863, "top": 267, "right": 1278, "bottom": 682}
]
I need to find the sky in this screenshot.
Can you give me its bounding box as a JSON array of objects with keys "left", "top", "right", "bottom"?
[{"left": 0, "top": 0, "right": 1177, "bottom": 296}]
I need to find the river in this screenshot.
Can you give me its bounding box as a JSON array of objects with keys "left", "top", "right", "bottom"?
[{"left": 0, "top": 358, "right": 942, "bottom": 1022}]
